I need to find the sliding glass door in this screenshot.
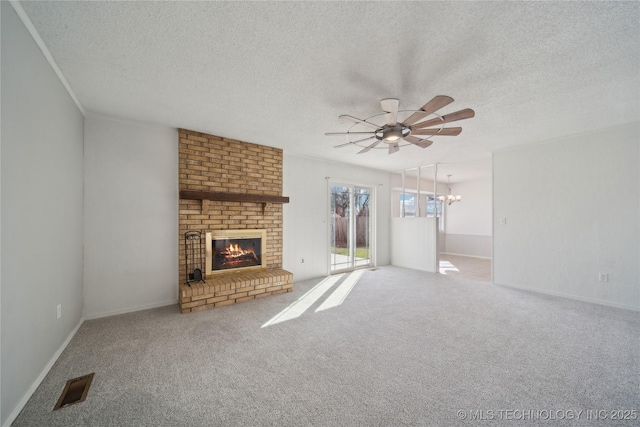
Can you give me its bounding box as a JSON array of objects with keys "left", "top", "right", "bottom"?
[{"left": 330, "top": 184, "right": 374, "bottom": 273}]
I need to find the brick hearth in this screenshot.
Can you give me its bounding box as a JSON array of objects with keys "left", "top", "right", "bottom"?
[
  {"left": 178, "top": 129, "right": 292, "bottom": 313},
  {"left": 179, "top": 269, "right": 293, "bottom": 313}
]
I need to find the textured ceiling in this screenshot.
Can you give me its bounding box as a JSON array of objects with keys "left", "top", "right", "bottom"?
[{"left": 19, "top": 1, "right": 640, "bottom": 182}]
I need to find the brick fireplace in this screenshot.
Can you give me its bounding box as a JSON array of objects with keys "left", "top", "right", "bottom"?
[{"left": 178, "top": 129, "right": 293, "bottom": 313}]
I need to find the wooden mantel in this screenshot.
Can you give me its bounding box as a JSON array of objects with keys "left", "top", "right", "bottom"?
[{"left": 179, "top": 190, "right": 289, "bottom": 205}]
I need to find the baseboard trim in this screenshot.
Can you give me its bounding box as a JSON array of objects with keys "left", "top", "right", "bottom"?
[
  {"left": 494, "top": 282, "right": 640, "bottom": 312},
  {"left": 440, "top": 252, "right": 492, "bottom": 260},
  {"left": 2, "top": 317, "right": 85, "bottom": 427},
  {"left": 84, "top": 299, "right": 178, "bottom": 320}
]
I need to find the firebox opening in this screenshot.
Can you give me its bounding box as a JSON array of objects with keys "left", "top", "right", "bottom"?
[
  {"left": 205, "top": 229, "right": 267, "bottom": 276},
  {"left": 213, "top": 238, "right": 262, "bottom": 270}
]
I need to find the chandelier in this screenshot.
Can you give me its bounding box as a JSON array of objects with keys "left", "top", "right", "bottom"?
[{"left": 439, "top": 175, "right": 461, "bottom": 206}]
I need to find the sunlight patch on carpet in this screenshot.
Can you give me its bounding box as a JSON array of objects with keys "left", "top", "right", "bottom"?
[
  {"left": 261, "top": 274, "right": 343, "bottom": 327},
  {"left": 316, "top": 269, "right": 364, "bottom": 312}
]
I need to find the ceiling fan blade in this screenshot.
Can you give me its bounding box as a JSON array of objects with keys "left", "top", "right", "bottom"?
[
  {"left": 351, "top": 136, "right": 377, "bottom": 144},
  {"left": 402, "top": 96, "right": 455, "bottom": 126},
  {"left": 339, "top": 115, "right": 380, "bottom": 130},
  {"left": 404, "top": 135, "right": 434, "bottom": 148},
  {"left": 381, "top": 98, "right": 399, "bottom": 126},
  {"left": 411, "top": 108, "right": 475, "bottom": 129},
  {"left": 358, "top": 139, "right": 383, "bottom": 154},
  {"left": 388, "top": 143, "right": 399, "bottom": 154},
  {"left": 404, "top": 135, "right": 423, "bottom": 144},
  {"left": 333, "top": 141, "right": 355, "bottom": 148},
  {"left": 333, "top": 136, "right": 376, "bottom": 148},
  {"left": 410, "top": 127, "right": 462, "bottom": 136},
  {"left": 325, "top": 132, "right": 375, "bottom": 136}
]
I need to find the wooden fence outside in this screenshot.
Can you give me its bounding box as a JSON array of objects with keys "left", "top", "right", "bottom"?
[{"left": 331, "top": 215, "right": 369, "bottom": 248}]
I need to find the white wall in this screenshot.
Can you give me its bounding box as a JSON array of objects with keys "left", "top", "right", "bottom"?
[
  {"left": 493, "top": 122, "right": 639, "bottom": 310},
  {"left": 442, "top": 177, "right": 492, "bottom": 258},
  {"left": 391, "top": 218, "right": 439, "bottom": 272},
  {"left": 445, "top": 177, "right": 492, "bottom": 236},
  {"left": 283, "top": 154, "right": 390, "bottom": 281},
  {"left": 83, "top": 113, "right": 178, "bottom": 318},
  {"left": 1, "top": 3, "right": 84, "bottom": 423}
]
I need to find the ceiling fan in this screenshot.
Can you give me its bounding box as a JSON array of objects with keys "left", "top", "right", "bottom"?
[{"left": 325, "top": 96, "right": 475, "bottom": 154}]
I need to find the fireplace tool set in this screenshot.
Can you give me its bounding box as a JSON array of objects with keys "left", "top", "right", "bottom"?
[{"left": 184, "top": 231, "right": 206, "bottom": 286}]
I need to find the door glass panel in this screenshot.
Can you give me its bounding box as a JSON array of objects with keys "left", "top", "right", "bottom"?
[
  {"left": 354, "top": 187, "right": 371, "bottom": 267},
  {"left": 330, "top": 185, "right": 352, "bottom": 271}
]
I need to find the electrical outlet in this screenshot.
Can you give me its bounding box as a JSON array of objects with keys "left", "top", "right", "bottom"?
[
  {"left": 56, "top": 304, "right": 62, "bottom": 320},
  {"left": 301, "top": 258, "right": 305, "bottom": 264},
  {"left": 599, "top": 273, "right": 609, "bottom": 282},
  {"left": 500, "top": 218, "right": 507, "bottom": 225}
]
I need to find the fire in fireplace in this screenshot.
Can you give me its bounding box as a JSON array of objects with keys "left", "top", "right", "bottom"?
[
  {"left": 206, "top": 230, "right": 267, "bottom": 276},
  {"left": 213, "top": 238, "right": 261, "bottom": 270}
]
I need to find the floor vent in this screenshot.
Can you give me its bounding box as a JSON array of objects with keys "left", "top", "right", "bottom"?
[{"left": 53, "top": 373, "right": 95, "bottom": 410}]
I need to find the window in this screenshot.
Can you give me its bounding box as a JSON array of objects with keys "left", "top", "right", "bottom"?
[
  {"left": 426, "top": 195, "right": 442, "bottom": 217},
  {"left": 400, "top": 193, "right": 416, "bottom": 217},
  {"left": 391, "top": 166, "right": 445, "bottom": 231},
  {"left": 426, "top": 195, "right": 444, "bottom": 231}
]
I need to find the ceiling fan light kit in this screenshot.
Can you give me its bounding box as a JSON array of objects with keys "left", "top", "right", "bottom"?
[
  {"left": 377, "top": 125, "right": 410, "bottom": 142},
  {"left": 326, "top": 96, "right": 475, "bottom": 154}
]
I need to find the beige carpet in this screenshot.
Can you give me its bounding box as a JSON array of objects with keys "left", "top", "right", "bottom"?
[{"left": 13, "top": 266, "right": 639, "bottom": 426}]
